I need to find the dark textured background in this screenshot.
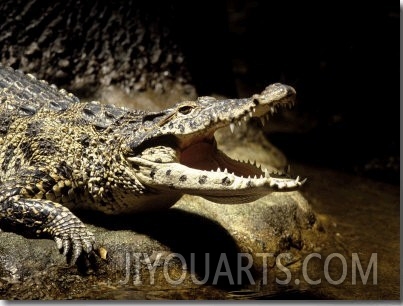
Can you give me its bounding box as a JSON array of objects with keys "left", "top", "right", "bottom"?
[{"left": 0, "top": 0, "right": 399, "bottom": 183}]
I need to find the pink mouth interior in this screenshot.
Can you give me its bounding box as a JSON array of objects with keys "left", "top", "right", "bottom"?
[{"left": 179, "top": 138, "right": 265, "bottom": 177}]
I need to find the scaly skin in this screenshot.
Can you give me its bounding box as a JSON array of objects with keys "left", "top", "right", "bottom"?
[{"left": 0, "top": 65, "right": 304, "bottom": 263}]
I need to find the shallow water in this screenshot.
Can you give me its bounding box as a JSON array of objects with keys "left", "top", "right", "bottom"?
[{"left": 292, "top": 163, "right": 400, "bottom": 299}]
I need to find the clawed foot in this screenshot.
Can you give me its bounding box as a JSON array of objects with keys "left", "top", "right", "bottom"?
[
  {"left": 53, "top": 226, "right": 95, "bottom": 264},
  {"left": 43, "top": 207, "right": 96, "bottom": 264}
]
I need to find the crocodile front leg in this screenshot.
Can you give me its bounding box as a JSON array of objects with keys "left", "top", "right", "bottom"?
[{"left": 0, "top": 183, "right": 95, "bottom": 264}]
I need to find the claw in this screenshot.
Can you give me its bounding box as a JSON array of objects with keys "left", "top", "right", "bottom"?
[
  {"left": 230, "top": 123, "right": 235, "bottom": 133},
  {"left": 62, "top": 238, "right": 70, "bottom": 256},
  {"left": 83, "top": 238, "right": 94, "bottom": 254},
  {"left": 54, "top": 236, "right": 63, "bottom": 250},
  {"left": 71, "top": 242, "right": 82, "bottom": 265}
]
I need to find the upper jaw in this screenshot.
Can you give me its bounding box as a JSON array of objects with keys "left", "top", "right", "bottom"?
[
  {"left": 168, "top": 83, "right": 299, "bottom": 173},
  {"left": 177, "top": 83, "right": 296, "bottom": 148},
  {"left": 226, "top": 83, "right": 296, "bottom": 121}
]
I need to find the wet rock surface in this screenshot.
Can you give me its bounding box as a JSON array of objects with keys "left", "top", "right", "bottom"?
[{"left": 0, "top": 197, "right": 325, "bottom": 299}]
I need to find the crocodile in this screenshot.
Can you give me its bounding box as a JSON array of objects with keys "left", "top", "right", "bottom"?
[{"left": 0, "top": 65, "right": 304, "bottom": 263}]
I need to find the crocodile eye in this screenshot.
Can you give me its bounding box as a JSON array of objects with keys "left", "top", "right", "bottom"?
[{"left": 178, "top": 105, "right": 194, "bottom": 115}]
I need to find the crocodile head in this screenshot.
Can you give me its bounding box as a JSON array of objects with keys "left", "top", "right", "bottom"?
[{"left": 124, "top": 83, "right": 305, "bottom": 205}]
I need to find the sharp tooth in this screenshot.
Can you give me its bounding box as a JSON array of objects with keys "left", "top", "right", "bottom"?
[
  {"left": 252, "top": 107, "right": 256, "bottom": 113},
  {"left": 253, "top": 175, "right": 257, "bottom": 179},
  {"left": 259, "top": 117, "right": 265, "bottom": 126},
  {"left": 295, "top": 176, "right": 300, "bottom": 183},
  {"left": 243, "top": 116, "right": 248, "bottom": 121},
  {"left": 230, "top": 123, "right": 235, "bottom": 133},
  {"left": 238, "top": 121, "right": 242, "bottom": 126},
  {"left": 224, "top": 168, "right": 228, "bottom": 173},
  {"left": 270, "top": 107, "right": 275, "bottom": 114},
  {"left": 249, "top": 111, "right": 253, "bottom": 118},
  {"left": 265, "top": 114, "right": 270, "bottom": 121},
  {"left": 217, "top": 168, "right": 221, "bottom": 172}
]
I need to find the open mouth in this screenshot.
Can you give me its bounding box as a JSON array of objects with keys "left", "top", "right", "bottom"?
[
  {"left": 128, "top": 83, "right": 304, "bottom": 201},
  {"left": 178, "top": 96, "right": 303, "bottom": 189},
  {"left": 180, "top": 138, "right": 271, "bottom": 179}
]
